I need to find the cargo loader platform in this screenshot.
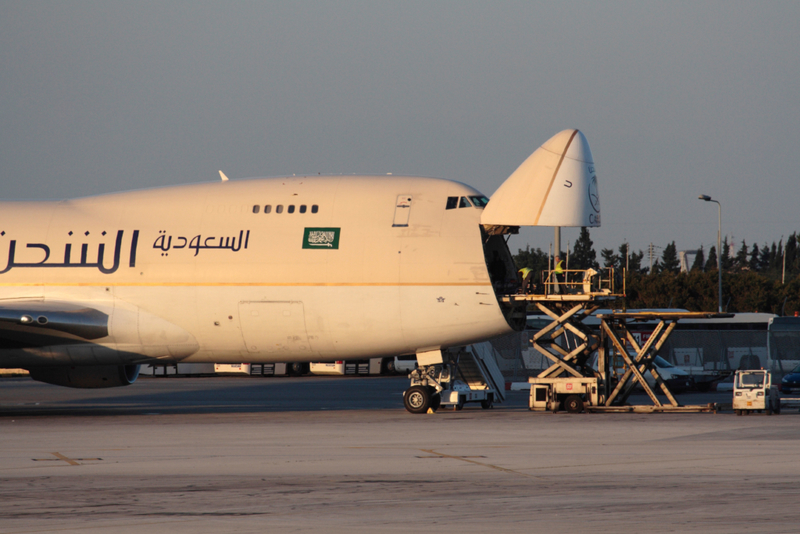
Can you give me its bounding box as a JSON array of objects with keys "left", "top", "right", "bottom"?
[
  {"left": 526, "top": 306, "right": 732, "bottom": 413},
  {"left": 503, "top": 267, "right": 731, "bottom": 414}
]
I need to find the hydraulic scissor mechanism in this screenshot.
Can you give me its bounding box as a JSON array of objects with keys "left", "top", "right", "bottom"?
[
  {"left": 599, "top": 314, "right": 680, "bottom": 408},
  {"left": 528, "top": 307, "right": 730, "bottom": 414},
  {"left": 532, "top": 301, "right": 601, "bottom": 380}
]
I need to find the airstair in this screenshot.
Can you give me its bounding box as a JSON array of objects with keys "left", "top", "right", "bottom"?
[
  {"left": 403, "top": 345, "right": 506, "bottom": 413},
  {"left": 455, "top": 352, "right": 488, "bottom": 389}
]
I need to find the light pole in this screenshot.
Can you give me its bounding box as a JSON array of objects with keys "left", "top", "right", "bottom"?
[{"left": 698, "top": 195, "right": 722, "bottom": 313}]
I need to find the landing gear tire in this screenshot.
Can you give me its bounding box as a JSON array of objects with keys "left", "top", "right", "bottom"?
[
  {"left": 404, "top": 386, "right": 432, "bottom": 414},
  {"left": 564, "top": 395, "right": 584, "bottom": 414},
  {"left": 481, "top": 394, "right": 494, "bottom": 410}
]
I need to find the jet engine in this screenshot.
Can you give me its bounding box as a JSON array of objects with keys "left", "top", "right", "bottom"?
[{"left": 28, "top": 364, "right": 140, "bottom": 388}]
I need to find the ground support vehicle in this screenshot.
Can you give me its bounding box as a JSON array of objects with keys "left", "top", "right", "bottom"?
[
  {"left": 733, "top": 369, "right": 780, "bottom": 415},
  {"left": 505, "top": 285, "right": 726, "bottom": 413},
  {"left": 403, "top": 347, "right": 505, "bottom": 413},
  {"left": 529, "top": 377, "right": 598, "bottom": 413}
]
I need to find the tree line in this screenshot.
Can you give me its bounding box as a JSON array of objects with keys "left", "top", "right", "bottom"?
[{"left": 513, "top": 228, "right": 800, "bottom": 315}]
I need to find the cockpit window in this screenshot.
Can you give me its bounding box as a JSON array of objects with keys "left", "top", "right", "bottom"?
[
  {"left": 446, "top": 196, "right": 458, "bottom": 210},
  {"left": 470, "top": 196, "right": 489, "bottom": 208},
  {"left": 459, "top": 197, "right": 472, "bottom": 208}
]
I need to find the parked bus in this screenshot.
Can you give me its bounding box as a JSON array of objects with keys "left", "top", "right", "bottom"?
[{"left": 768, "top": 316, "right": 800, "bottom": 380}]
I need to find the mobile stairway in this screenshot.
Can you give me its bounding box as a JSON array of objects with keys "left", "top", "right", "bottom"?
[{"left": 403, "top": 345, "right": 506, "bottom": 413}]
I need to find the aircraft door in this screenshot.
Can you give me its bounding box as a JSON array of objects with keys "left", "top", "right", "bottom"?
[
  {"left": 392, "top": 195, "right": 412, "bottom": 227},
  {"left": 239, "top": 301, "right": 312, "bottom": 354},
  {"left": 480, "top": 129, "right": 599, "bottom": 231}
]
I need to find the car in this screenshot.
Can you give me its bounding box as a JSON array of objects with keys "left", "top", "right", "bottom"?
[
  {"left": 780, "top": 364, "right": 800, "bottom": 393},
  {"left": 649, "top": 356, "right": 695, "bottom": 392}
]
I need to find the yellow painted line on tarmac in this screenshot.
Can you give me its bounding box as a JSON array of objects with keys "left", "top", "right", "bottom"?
[{"left": 30, "top": 452, "right": 102, "bottom": 466}]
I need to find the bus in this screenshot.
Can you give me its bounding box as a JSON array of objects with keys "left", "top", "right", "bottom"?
[{"left": 768, "top": 316, "right": 800, "bottom": 379}]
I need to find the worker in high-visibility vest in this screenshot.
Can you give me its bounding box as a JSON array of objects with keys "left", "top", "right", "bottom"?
[
  {"left": 553, "top": 256, "right": 565, "bottom": 294},
  {"left": 518, "top": 267, "right": 534, "bottom": 294}
]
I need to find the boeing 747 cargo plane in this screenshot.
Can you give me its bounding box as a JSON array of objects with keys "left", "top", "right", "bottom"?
[{"left": 0, "top": 129, "right": 599, "bottom": 411}]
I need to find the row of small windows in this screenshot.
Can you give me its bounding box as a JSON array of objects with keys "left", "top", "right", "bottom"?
[
  {"left": 252, "top": 204, "right": 319, "bottom": 214},
  {"left": 446, "top": 195, "right": 489, "bottom": 210},
  {"left": 253, "top": 196, "right": 486, "bottom": 214}
]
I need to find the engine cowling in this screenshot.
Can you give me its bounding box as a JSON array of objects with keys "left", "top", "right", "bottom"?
[{"left": 28, "top": 364, "right": 140, "bottom": 388}]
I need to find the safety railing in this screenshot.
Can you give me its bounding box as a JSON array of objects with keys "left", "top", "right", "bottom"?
[{"left": 538, "top": 267, "right": 623, "bottom": 297}]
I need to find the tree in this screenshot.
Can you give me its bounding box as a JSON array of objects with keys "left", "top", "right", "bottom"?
[
  {"left": 721, "top": 237, "right": 733, "bottom": 271},
  {"left": 661, "top": 241, "right": 680, "bottom": 273},
  {"left": 601, "top": 248, "right": 618, "bottom": 269},
  {"left": 749, "top": 243, "right": 760, "bottom": 272},
  {"left": 649, "top": 258, "right": 661, "bottom": 275},
  {"left": 786, "top": 233, "right": 798, "bottom": 278},
  {"left": 759, "top": 243, "right": 771, "bottom": 272},
  {"left": 775, "top": 240, "right": 784, "bottom": 273},
  {"left": 691, "top": 245, "right": 705, "bottom": 272},
  {"left": 735, "top": 240, "right": 749, "bottom": 271},
  {"left": 629, "top": 250, "right": 645, "bottom": 274},
  {"left": 705, "top": 246, "right": 718, "bottom": 271},
  {"left": 571, "top": 227, "right": 598, "bottom": 270},
  {"left": 769, "top": 242, "right": 780, "bottom": 273},
  {"left": 618, "top": 228, "right": 800, "bottom": 313}
]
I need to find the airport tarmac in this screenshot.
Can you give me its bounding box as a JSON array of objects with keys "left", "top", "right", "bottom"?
[{"left": 2, "top": 375, "right": 800, "bottom": 533}]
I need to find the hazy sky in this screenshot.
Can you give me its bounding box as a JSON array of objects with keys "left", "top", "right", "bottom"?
[{"left": 2, "top": 2, "right": 799, "bottom": 259}]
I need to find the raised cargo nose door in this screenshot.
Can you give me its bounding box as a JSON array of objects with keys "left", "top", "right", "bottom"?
[
  {"left": 392, "top": 195, "right": 412, "bottom": 227},
  {"left": 480, "top": 129, "right": 600, "bottom": 234}
]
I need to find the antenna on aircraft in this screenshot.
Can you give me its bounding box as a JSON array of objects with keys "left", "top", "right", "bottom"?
[{"left": 219, "top": 171, "right": 229, "bottom": 182}]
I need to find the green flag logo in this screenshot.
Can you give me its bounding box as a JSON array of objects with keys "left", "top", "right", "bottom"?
[{"left": 303, "top": 228, "right": 340, "bottom": 249}]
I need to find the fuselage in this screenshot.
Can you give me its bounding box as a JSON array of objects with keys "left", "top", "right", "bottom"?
[{"left": 0, "top": 175, "right": 517, "bottom": 367}]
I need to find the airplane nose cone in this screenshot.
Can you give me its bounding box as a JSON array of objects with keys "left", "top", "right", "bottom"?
[
  {"left": 541, "top": 129, "right": 594, "bottom": 164},
  {"left": 481, "top": 128, "right": 599, "bottom": 228}
]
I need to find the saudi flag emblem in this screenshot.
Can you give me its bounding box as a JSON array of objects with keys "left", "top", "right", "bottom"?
[{"left": 303, "top": 228, "right": 340, "bottom": 249}]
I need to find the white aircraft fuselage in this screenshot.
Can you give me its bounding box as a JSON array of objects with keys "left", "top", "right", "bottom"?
[
  {"left": 0, "top": 129, "right": 598, "bottom": 388},
  {"left": 0, "top": 176, "right": 515, "bottom": 367}
]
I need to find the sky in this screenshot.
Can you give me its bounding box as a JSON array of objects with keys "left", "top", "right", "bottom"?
[{"left": 2, "top": 1, "right": 799, "bottom": 260}]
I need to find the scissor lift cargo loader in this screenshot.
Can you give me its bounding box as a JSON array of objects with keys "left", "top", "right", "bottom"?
[{"left": 504, "top": 268, "right": 727, "bottom": 413}]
